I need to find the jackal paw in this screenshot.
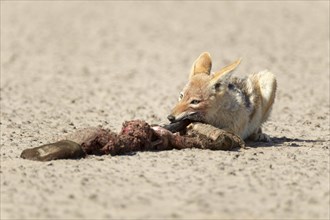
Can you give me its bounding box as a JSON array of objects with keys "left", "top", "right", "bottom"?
[{"left": 249, "top": 132, "right": 271, "bottom": 142}]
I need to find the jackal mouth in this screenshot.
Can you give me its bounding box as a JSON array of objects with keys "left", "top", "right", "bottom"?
[
  {"left": 162, "top": 119, "right": 191, "bottom": 133},
  {"left": 178, "top": 112, "right": 203, "bottom": 122},
  {"left": 173, "top": 112, "right": 205, "bottom": 124},
  {"left": 162, "top": 112, "right": 205, "bottom": 133}
]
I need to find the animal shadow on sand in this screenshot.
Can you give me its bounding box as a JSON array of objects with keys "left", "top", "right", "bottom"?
[
  {"left": 119, "top": 136, "right": 323, "bottom": 157},
  {"left": 113, "top": 137, "right": 324, "bottom": 157},
  {"left": 245, "top": 136, "right": 323, "bottom": 148}
]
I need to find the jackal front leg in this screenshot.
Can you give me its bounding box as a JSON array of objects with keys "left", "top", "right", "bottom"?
[{"left": 248, "top": 128, "right": 271, "bottom": 142}]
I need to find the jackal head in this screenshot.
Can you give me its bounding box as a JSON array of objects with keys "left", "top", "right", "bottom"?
[{"left": 167, "top": 52, "right": 241, "bottom": 123}]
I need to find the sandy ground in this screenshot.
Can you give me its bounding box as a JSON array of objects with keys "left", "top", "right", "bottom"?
[{"left": 1, "top": 2, "right": 329, "bottom": 219}]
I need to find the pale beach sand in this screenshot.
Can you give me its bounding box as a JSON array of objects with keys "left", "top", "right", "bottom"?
[{"left": 1, "top": 2, "right": 329, "bottom": 219}]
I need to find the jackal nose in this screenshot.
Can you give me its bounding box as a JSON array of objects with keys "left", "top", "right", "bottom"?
[{"left": 167, "top": 115, "right": 175, "bottom": 122}]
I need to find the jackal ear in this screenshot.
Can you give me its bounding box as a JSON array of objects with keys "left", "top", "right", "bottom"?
[
  {"left": 189, "top": 52, "right": 212, "bottom": 79},
  {"left": 211, "top": 58, "right": 241, "bottom": 84}
]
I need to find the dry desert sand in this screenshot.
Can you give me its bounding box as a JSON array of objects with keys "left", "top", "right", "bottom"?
[{"left": 1, "top": 2, "right": 329, "bottom": 219}]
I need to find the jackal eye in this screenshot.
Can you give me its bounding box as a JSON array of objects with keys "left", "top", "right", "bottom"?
[
  {"left": 179, "top": 93, "right": 183, "bottom": 100},
  {"left": 190, "top": 99, "right": 201, "bottom": 105}
]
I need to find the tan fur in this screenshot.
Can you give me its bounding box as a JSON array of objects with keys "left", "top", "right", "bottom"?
[
  {"left": 212, "top": 58, "right": 241, "bottom": 82},
  {"left": 189, "top": 52, "right": 212, "bottom": 78},
  {"left": 168, "top": 52, "right": 277, "bottom": 141}
]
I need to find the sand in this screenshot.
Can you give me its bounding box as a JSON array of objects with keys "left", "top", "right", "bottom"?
[{"left": 1, "top": 2, "right": 329, "bottom": 219}]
